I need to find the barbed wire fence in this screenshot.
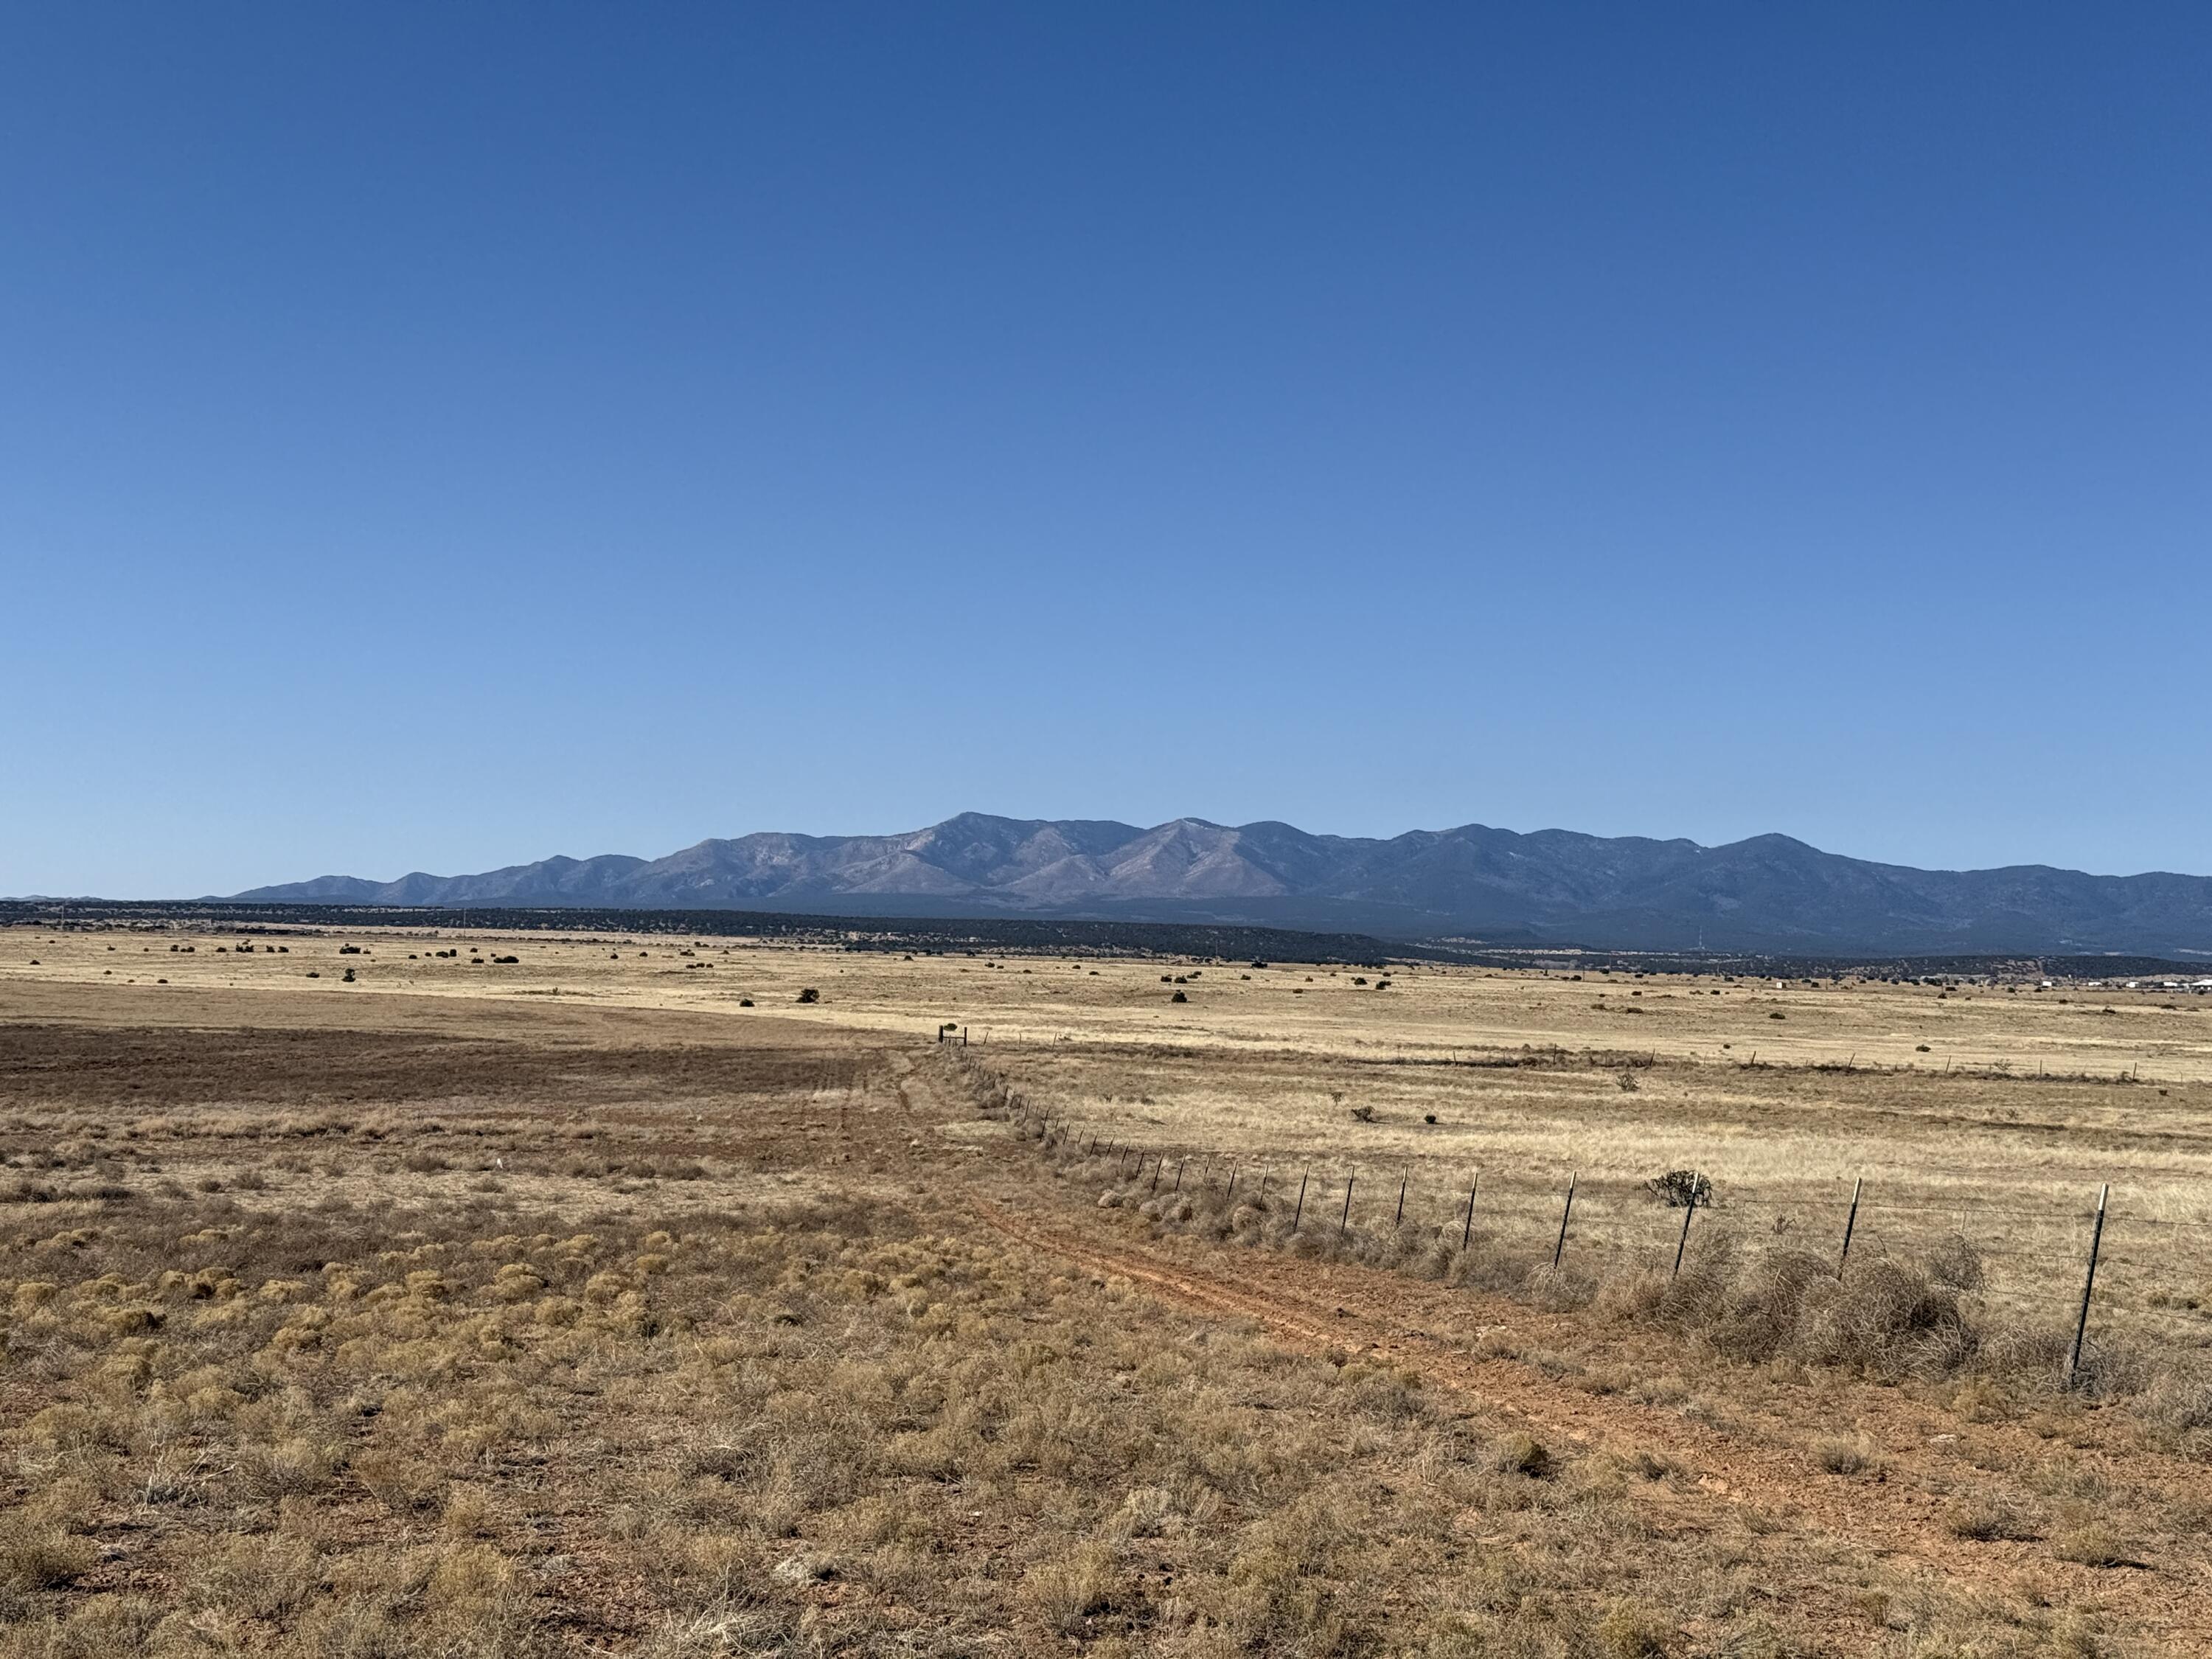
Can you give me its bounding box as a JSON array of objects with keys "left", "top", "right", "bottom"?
[{"left": 949, "top": 1049, "right": 2212, "bottom": 1391}]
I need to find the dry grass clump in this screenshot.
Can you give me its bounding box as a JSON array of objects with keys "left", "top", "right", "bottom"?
[
  {"left": 2050, "top": 1523, "right": 2140, "bottom": 1568},
  {"left": 1812, "top": 1433, "right": 1882, "bottom": 1476},
  {"left": 0, "top": 1516, "right": 95, "bottom": 1593},
  {"left": 1493, "top": 1432, "right": 1553, "bottom": 1478},
  {"left": 1795, "top": 1255, "right": 1980, "bottom": 1378},
  {"left": 1944, "top": 1491, "right": 2042, "bottom": 1542},
  {"left": 1596, "top": 1602, "right": 1676, "bottom": 1658},
  {"left": 1589, "top": 1231, "right": 1989, "bottom": 1383},
  {"left": 1020, "top": 1540, "right": 1120, "bottom": 1633},
  {"left": 2138, "top": 1366, "right": 2212, "bottom": 1456}
]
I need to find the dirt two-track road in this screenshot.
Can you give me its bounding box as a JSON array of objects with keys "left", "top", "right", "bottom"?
[{"left": 936, "top": 1084, "right": 2211, "bottom": 1653}]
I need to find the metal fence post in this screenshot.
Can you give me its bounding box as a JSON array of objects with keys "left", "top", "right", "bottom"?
[
  {"left": 1551, "top": 1174, "right": 1577, "bottom": 1270},
  {"left": 1339, "top": 1175, "right": 1355, "bottom": 1238},
  {"left": 1461, "top": 1174, "right": 1478, "bottom": 1251},
  {"left": 2067, "top": 1183, "right": 2111, "bottom": 1387},
  {"left": 1671, "top": 1175, "right": 1699, "bottom": 1279},
  {"left": 1837, "top": 1175, "right": 1863, "bottom": 1278},
  {"left": 1292, "top": 1170, "right": 1307, "bottom": 1232}
]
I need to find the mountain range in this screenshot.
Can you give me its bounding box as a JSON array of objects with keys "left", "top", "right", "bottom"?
[{"left": 226, "top": 814, "right": 2212, "bottom": 956}]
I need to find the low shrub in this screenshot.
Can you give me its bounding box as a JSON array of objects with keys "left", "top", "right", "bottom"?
[
  {"left": 1643, "top": 1170, "right": 1708, "bottom": 1208},
  {"left": 1943, "top": 1493, "right": 2039, "bottom": 1541}
]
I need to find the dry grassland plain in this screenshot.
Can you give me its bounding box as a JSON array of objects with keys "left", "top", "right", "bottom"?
[{"left": 3, "top": 921, "right": 2211, "bottom": 1657}]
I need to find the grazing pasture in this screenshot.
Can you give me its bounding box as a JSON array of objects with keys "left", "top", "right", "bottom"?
[{"left": 3, "top": 921, "right": 2211, "bottom": 1654}]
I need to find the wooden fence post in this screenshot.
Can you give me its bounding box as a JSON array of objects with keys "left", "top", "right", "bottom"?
[
  {"left": 2067, "top": 1183, "right": 2111, "bottom": 1387},
  {"left": 1551, "top": 1174, "right": 1577, "bottom": 1270},
  {"left": 1837, "top": 1175, "right": 1863, "bottom": 1278}
]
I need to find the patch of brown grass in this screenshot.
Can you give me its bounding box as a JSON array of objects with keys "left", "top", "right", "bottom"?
[
  {"left": 0, "top": 1518, "right": 94, "bottom": 1593},
  {"left": 0, "top": 960, "right": 2196, "bottom": 1656},
  {"left": 1944, "top": 1491, "right": 2042, "bottom": 1542}
]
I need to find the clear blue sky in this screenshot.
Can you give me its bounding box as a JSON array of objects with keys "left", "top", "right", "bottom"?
[{"left": 5, "top": 4, "right": 2208, "bottom": 897}]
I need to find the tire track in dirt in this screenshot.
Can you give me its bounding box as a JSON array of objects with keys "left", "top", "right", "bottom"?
[
  {"left": 973, "top": 1197, "right": 2212, "bottom": 1651},
  {"left": 907, "top": 1053, "right": 2211, "bottom": 1641}
]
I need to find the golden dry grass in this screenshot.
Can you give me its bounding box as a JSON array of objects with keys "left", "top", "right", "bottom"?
[{"left": 5, "top": 920, "right": 2212, "bottom": 1653}]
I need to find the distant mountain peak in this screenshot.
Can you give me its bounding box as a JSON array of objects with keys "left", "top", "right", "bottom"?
[{"left": 225, "top": 813, "right": 2212, "bottom": 955}]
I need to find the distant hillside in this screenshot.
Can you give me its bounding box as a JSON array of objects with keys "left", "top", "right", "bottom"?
[{"left": 226, "top": 813, "right": 2212, "bottom": 956}]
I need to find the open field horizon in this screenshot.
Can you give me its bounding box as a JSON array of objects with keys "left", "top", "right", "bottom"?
[
  {"left": 11, "top": 920, "right": 2212, "bottom": 1351},
  {"left": 5, "top": 917, "right": 2212, "bottom": 1652}
]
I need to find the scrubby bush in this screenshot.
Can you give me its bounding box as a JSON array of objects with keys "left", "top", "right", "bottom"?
[{"left": 1643, "top": 1170, "right": 1708, "bottom": 1207}]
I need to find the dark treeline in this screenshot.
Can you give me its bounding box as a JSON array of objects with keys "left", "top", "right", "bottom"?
[
  {"left": 8, "top": 900, "right": 2209, "bottom": 980},
  {"left": 0, "top": 899, "right": 1408, "bottom": 965}
]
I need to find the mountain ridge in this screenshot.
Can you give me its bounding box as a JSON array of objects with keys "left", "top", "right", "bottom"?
[{"left": 225, "top": 813, "right": 2212, "bottom": 956}]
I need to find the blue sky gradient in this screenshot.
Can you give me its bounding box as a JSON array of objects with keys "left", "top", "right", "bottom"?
[{"left": 4, "top": 4, "right": 2208, "bottom": 895}]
